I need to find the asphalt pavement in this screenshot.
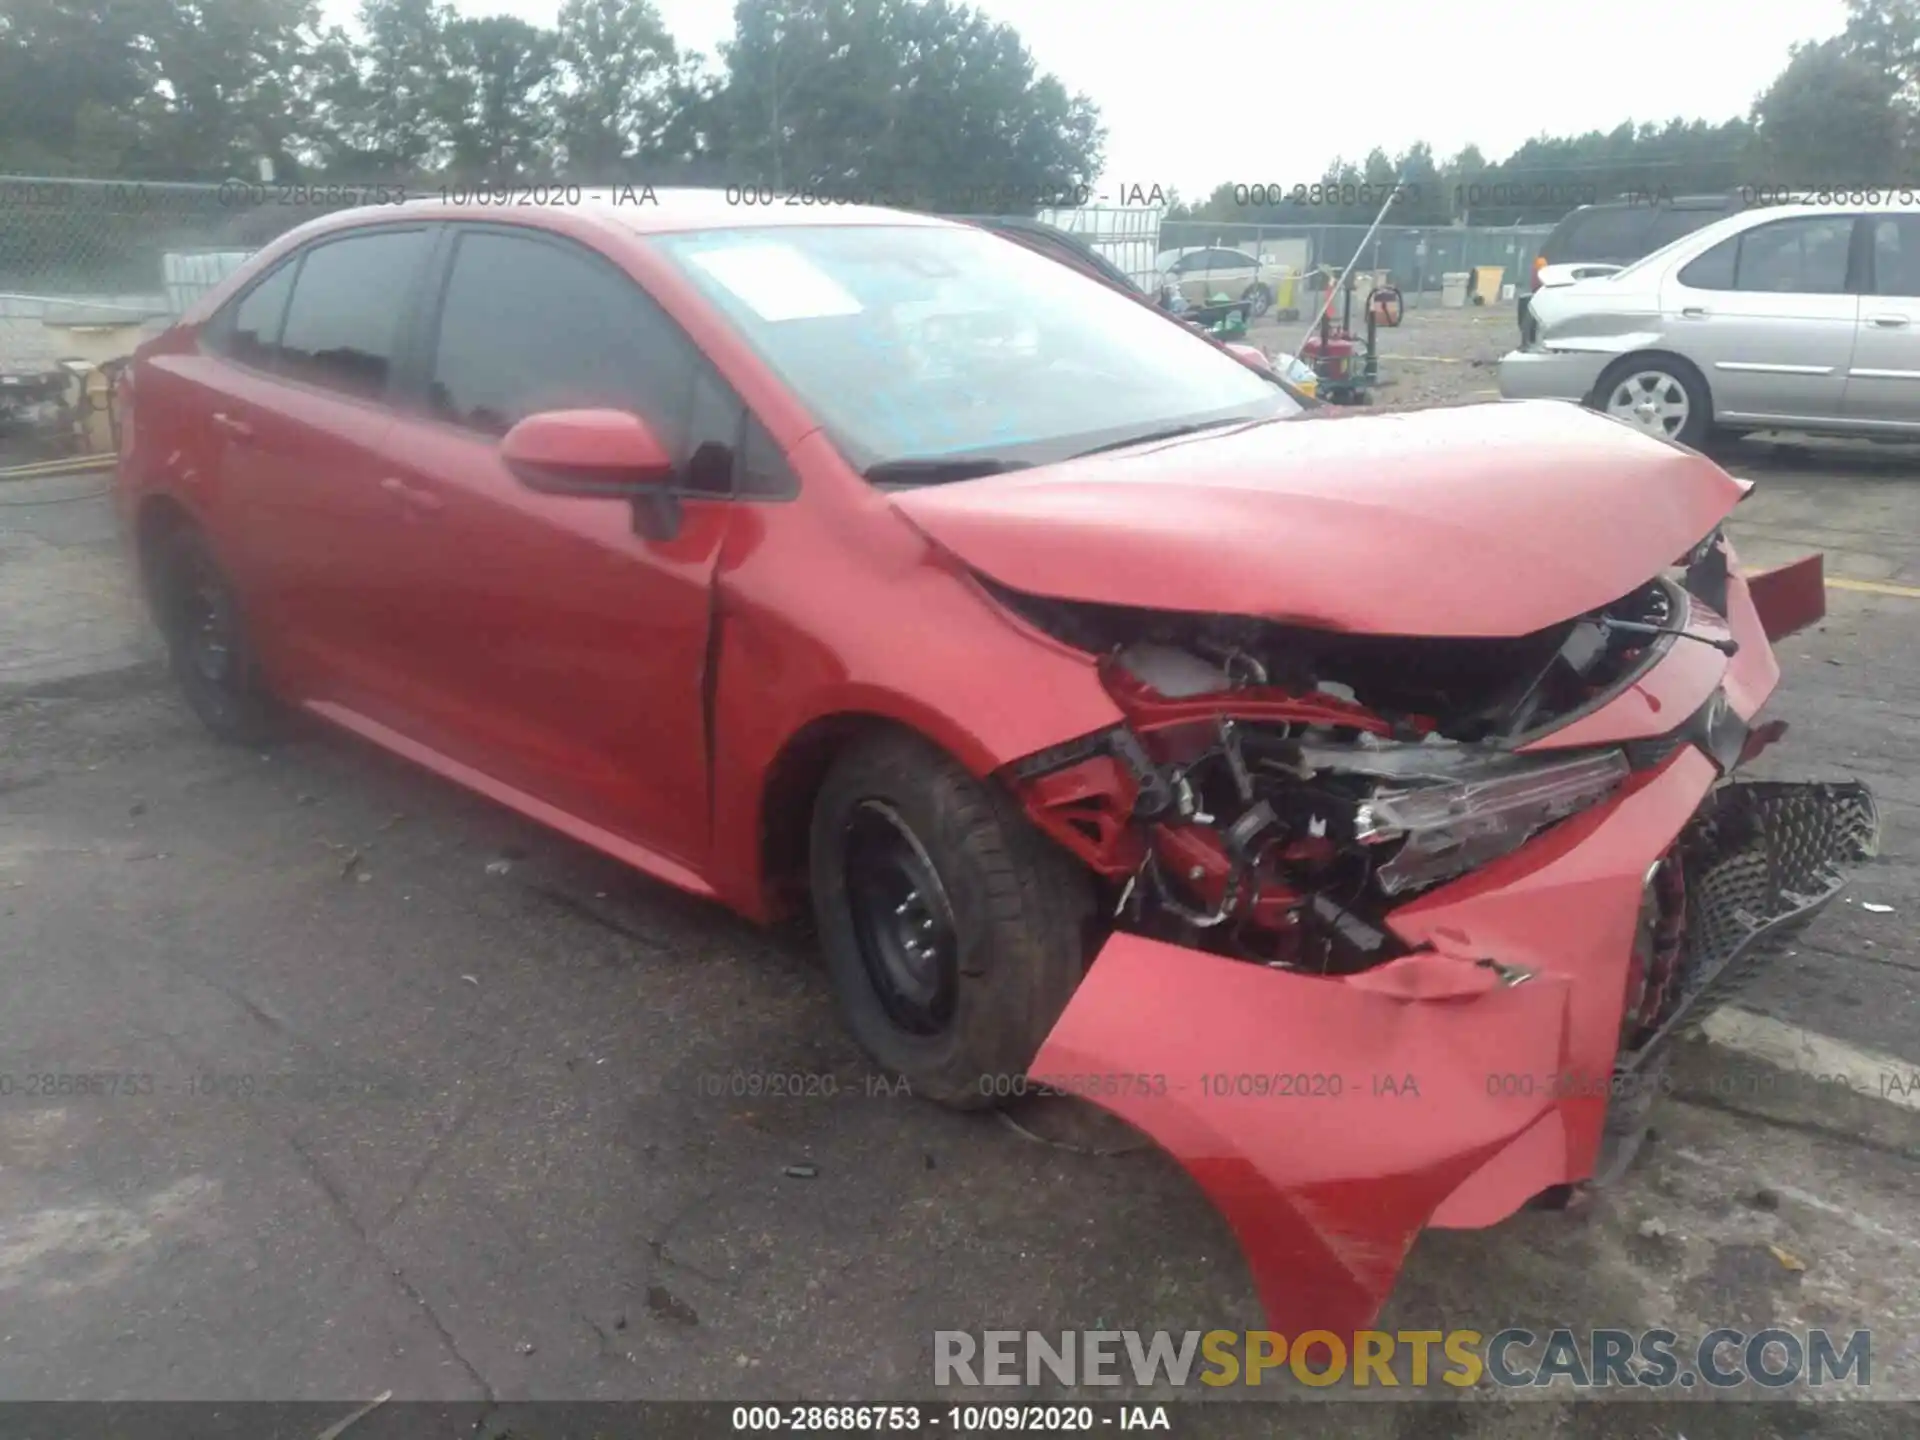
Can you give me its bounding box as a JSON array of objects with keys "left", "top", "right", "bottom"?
[{"left": 0, "top": 437, "right": 1916, "bottom": 1436}]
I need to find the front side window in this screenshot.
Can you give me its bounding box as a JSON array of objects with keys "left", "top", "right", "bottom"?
[
  {"left": 275, "top": 228, "right": 431, "bottom": 399},
  {"left": 652, "top": 224, "right": 1295, "bottom": 477},
  {"left": 426, "top": 230, "right": 700, "bottom": 450}
]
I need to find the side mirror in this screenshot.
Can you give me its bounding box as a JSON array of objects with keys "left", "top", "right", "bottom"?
[
  {"left": 500, "top": 408, "right": 675, "bottom": 496},
  {"left": 500, "top": 408, "right": 685, "bottom": 540}
]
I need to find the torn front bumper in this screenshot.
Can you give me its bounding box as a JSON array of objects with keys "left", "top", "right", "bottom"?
[{"left": 1029, "top": 758, "right": 1879, "bottom": 1337}]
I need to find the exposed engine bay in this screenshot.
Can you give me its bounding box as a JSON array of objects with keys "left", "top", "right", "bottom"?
[{"left": 996, "top": 533, "right": 1855, "bottom": 1034}]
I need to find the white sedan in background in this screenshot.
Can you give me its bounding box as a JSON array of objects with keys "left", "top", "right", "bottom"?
[
  {"left": 1154, "top": 246, "right": 1289, "bottom": 316},
  {"left": 1500, "top": 199, "right": 1920, "bottom": 448}
]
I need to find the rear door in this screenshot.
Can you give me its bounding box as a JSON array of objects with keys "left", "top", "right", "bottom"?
[
  {"left": 365, "top": 224, "right": 756, "bottom": 866},
  {"left": 201, "top": 225, "right": 437, "bottom": 704},
  {"left": 1662, "top": 213, "right": 1861, "bottom": 424},
  {"left": 1844, "top": 213, "right": 1920, "bottom": 428}
]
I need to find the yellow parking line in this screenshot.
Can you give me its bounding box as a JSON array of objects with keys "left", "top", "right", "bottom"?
[{"left": 1826, "top": 576, "right": 1920, "bottom": 599}]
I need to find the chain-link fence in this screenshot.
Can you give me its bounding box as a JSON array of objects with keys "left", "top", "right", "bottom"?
[
  {"left": 1155, "top": 217, "right": 1555, "bottom": 307},
  {"left": 0, "top": 173, "right": 1557, "bottom": 384},
  {"left": 1, "top": 176, "right": 323, "bottom": 377}
]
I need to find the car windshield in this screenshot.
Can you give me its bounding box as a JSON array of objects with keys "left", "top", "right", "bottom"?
[{"left": 650, "top": 224, "right": 1298, "bottom": 479}]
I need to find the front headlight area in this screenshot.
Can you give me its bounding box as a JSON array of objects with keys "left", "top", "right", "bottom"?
[{"left": 1353, "top": 748, "right": 1631, "bottom": 895}]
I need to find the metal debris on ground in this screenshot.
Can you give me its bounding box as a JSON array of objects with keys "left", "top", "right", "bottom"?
[{"left": 1768, "top": 1243, "right": 1809, "bottom": 1272}]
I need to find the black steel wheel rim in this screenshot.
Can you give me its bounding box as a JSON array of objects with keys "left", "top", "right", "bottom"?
[
  {"left": 180, "top": 554, "right": 237, "bottom": 687},
  {"left": 842, "top": 800, "right": 960, "bottom": 1037}
]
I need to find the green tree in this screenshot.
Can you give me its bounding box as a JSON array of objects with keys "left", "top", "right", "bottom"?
[
  {"left": 553, "top": 0, "right": 681, "bottom": 179},
  {"left": 441, "top": 15, "right": 561, "bottom": 182},
  {"left": 1753, "top": 37, "right": 1905, "bottom": 186},
  {"left": 714, "top": 0, "right": 1103, "bottom": 211},
  {"left": 0, "top": 0, "right": 159, "bottom": 173}
]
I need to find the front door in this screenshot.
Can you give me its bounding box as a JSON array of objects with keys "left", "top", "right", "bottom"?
[{"left": 367, "top": 225, "right": 740, "bottom": 870}]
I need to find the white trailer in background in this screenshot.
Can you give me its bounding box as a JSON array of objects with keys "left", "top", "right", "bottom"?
[{"left": 1034, "top": 205, "right": 1165, "bottom": 293}]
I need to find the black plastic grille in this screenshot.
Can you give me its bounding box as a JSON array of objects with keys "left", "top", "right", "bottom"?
[{"left": 1620, "top": 780, "right": 1880, "bottom": 1068}]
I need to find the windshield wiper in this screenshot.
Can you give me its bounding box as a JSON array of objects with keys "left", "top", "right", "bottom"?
[
  {"left": 863, "top": 456, "right": 1034, "bottom": 485},
  {"left": 1069, "top": 416, "right": 1249, "bottom": 459}
]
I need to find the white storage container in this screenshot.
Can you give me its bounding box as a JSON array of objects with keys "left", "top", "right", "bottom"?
[{"left": 1441, "top": 272, "right": 1470, "bottom": 308}]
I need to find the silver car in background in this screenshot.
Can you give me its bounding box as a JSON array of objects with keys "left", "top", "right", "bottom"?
[{"left": 1500, "top": 200, "right": 1920, "bottom": 447}]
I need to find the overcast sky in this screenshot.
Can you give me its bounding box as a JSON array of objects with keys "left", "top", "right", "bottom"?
[{"left": 323, "top": 0, "right": 1852, "bottom": 198}]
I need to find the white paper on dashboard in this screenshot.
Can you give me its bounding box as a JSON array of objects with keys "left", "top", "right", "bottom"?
[{"left": 686, "top": 243, "right": 865, "bottom": 321}]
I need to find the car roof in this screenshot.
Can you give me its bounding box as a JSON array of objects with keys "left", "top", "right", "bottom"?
[
  {"left": 276, "top": 188, "right": 956, "bottom": 243},
  {"left": 407, "top": 187, "right": 955, "bottom": 234},
  {"left": 1678, "top": 198, "right": 1920, "bottom": 243}
]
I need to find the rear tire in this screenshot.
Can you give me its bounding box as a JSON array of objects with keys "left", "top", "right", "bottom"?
[
  {"left": 1589, "top": 354, "right": 1711, "bottom": 448},
  {"left": 809, "top": 732, "right": 1096, "bottom": 1109},
  {"left": 151, "top": 524, "right": 280, "bottom": 745},
  {"left": 1242, "top": 283, "right": 1273, "bottom": 318}
]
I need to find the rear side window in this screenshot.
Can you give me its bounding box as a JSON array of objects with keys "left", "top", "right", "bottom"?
[
  {"left": 1678, "top": 237, "right": 1738, "bottom": 289},
  {"left": 1738, "top": 217, "right": 1853, "bottom": 293},
  {"left": 1679, "top": 216, "right": 1853, "bottom": 294},
  {"left": 214, "top": 260, "right": 297, "bottom": 369},
  {"left": 276, "top": 228, "right": 432, "bottom": 400}
]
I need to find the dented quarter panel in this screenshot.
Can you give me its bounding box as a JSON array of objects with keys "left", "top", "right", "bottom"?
[{"left": 892, "top": 402, "right": 1748, "bottom": 638}]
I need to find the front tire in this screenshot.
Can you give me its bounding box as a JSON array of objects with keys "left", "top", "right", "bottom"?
[
  {"left": 1590, "top": 355, "right": 1711, "bottom": 448},
  {"left": 151, "top": 524, "right": 280, "bottom": 745},
  {"left": 809, "top": 732, "right": 1096, "bottom": 1109}
]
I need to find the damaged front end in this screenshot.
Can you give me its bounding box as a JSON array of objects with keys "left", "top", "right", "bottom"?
[{"left": 997, "top": 535, "right": 1879, "bottom": 1336}]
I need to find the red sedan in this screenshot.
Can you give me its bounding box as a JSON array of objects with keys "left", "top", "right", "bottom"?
[{"left": 115, "top": 192, "right": 1878, "bottom": 1337}]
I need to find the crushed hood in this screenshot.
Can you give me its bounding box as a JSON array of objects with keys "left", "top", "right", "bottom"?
[{"left": 892, "top": 400, "right": 1749, "bottom": 638}]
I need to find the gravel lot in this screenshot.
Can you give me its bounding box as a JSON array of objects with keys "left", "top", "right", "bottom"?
[{"left": 1245, "top": 298, "right": 1518, "bottom": 408}]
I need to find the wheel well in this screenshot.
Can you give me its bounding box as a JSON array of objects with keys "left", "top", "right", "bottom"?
[
  {"left": 133, "top": 495, "right": 195, "bottom": 613},
  {"left": 756, "top": 714, "right": 942, "bottom": 922}
]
